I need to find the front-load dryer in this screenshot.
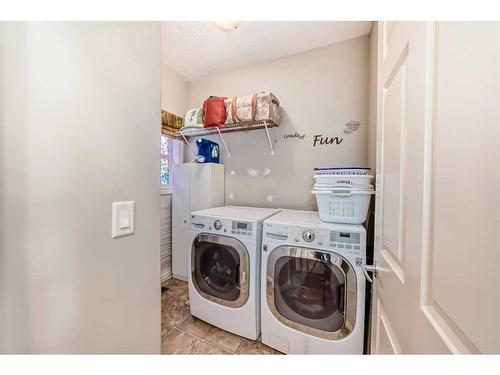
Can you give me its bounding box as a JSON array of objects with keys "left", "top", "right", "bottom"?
[
  {"left": 188, "top": 206, "right": 280, "bottom": 340},
  {"left": 261, "top": 209, "right": 367, "bottom": 354}
]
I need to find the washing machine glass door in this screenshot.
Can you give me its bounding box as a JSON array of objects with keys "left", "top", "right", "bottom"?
[
  {"left": 192, "top": 234, "right": 249, "bottom": 308},
  {"left": 267, "top": 246, "right": 357, "bottom": 340}
]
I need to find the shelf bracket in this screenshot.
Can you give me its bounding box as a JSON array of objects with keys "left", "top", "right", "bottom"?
[
  {"left": 264, "top": 123, "right": 275, "bottom": 155},
  {"left": 216, "top": 127, "right": 231, "bottom": 159},
  {"left": 179, "top": 131, "right": 197, "bottom": 159}
]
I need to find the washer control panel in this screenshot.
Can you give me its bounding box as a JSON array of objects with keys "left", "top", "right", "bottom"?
[
  {"left": 231, "top": 220, "right": 253, "bottom": 236},
  {"left": 329, "top": 231, "right": 361, "bottom": 251},
  {"left": 264, "top": 222, "right": 365, "bottom": 258},
  {"left": 214, "top": 220, "right": 222, "bottom": 230},
  {"left": 302, "top": 229, "right": 315, "bottom": 242}
]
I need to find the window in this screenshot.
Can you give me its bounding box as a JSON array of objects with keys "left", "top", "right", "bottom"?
[{"left": 161, "top": 135, "right": 172, "bottom": 193}]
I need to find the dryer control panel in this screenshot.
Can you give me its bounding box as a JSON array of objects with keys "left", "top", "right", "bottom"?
[{"left": 264, "top": 222, "right": 366, "bottom": 258}]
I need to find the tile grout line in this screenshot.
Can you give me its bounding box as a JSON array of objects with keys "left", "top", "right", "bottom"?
[
  {"left": 192, "top": 326, "right": 234, "bottom": 354},
  {"left": 162, "top": 292, "right": 189, "bottom": 328},
  {"left": 163, "top": 294, "right": 236, "bottom": 354},
  {"left": 162, "top": 289, "right": 191, "bottom": 353},
  {"left": 166, "top": 316, "right": 244, "bottom": 354},
  {"left": 190, "top": 335, "right": 204, "bottom": 354},
  {"left": 201, "top": 336, "right": 234, "bottom": 354},
  {"left": 163, "top": 327, "right": 203, "bottom": 355},
  {"left": 204, "top": 331, "right": 243, "bottom": 354},
  {"left": 163, "top": 302, "right": 225, "bottom": 354},
  {"left": 163, "top": 281, "right": 267, "bottom": 355}
]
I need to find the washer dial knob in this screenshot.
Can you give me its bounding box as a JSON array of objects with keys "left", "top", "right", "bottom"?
[
  {"left": 214, "top": 220, "right": 222, "bottom": 230},
  {"left": 302, "top": 229, "right": 315, "bottom": 242}
]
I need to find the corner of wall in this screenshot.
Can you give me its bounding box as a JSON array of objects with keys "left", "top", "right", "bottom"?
[{"left": 368, "top": 23, "right": 379, "bottom": 172}]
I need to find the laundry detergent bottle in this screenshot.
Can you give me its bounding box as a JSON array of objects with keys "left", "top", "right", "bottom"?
[{"left": 195, "top": 138, "right": 220, "bottom": 163}]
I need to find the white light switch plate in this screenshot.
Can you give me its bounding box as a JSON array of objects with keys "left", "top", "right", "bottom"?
[{"left": 112, "top": 201, "right": 135, "bottom": 238}]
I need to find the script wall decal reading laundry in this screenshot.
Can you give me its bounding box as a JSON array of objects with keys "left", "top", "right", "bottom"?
[
  {"left": 283, "top": 132, "right": 306, "bottom": 140},
  {"left": 313, "top": 134, "right": 343, "bottom": 147}
]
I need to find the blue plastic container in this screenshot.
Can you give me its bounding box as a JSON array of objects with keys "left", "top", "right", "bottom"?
[{"left": 196, "top": 138, "right": 220, "bottom": 164}]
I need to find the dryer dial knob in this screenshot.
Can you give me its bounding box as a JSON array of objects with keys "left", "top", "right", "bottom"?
[
  {"left": 302, "top": 229, "right": 315, "bottom": 242},
  {"left": 214, "top": 220, "right": 222, "bottom": 230}
]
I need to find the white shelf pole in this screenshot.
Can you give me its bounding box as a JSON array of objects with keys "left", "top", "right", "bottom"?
[
  {"left": 180, "top": 131, "right": 197, "bottom": 159},
  {"left": 216, "top": 127, "right": 231, "bottom": 159},
  {"left": 264, "top": 123, "right": 274, "bottom": 155}
]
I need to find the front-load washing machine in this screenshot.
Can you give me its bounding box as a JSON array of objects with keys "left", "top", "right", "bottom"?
[
  {"left": 188, "top": 206, "right": 280, "bottom": 340},
  {"left": 261, "top": 209, "right": 367, "bottom": 354}
]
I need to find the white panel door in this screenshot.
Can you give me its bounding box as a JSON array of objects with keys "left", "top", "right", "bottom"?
[{"left": 371, "top": 21, "right": 500, "bottom": 354}]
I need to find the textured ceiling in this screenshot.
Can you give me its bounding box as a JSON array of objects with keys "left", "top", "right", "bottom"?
[{"left": 162, "top": 21, "right": 373, "bottom": 81}]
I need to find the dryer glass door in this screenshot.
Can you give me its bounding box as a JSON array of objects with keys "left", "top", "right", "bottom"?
[
  {"left": 192, "top": 234, "right": 249, "bottom": 308},
  {"left": 267, "top": 246, "right": 357, "bottom": 340}
]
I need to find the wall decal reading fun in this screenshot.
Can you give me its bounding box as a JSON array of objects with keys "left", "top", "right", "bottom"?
[
  {"left": 283, "top": 120, "right": 359, "bottom": 147},
  {"left": 313, "top": 135, "right": 343, "bottom": 147}
]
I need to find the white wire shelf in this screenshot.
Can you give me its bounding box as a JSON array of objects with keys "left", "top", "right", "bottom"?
[
  {"left": 177, "top": 119, "right": 278, "bottom": 157},
  {"left": 177, "top": 119, "right": 278, "bottom": 138}
]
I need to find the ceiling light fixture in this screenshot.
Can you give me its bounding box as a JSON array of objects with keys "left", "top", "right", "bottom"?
[{"left": 214, "top": 21, "right": 241, "bottom": 32}]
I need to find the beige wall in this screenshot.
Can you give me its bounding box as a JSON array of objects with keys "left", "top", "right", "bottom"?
[
  {"left": 186, "top": 36, "right": 370, "bottom": 210},
  {"left": 0, "top": 22, "right": 161, "bottom": 353},
  {"left": 368, "top": 24, "right": 378, "bottom": 171},
  {"left": 162, "top": 64, "right": 189, "bottom": 116}
]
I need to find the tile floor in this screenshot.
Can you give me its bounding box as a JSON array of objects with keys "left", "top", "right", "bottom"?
[{"left": 161, "top": 278, "right": 281, "bottom": 355}]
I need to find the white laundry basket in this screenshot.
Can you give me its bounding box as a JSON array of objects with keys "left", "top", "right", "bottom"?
[
  {"left": 312, "top": 188, "right": 374, "bottom": 224},
  {"left": 314, "top": 167, "right": 372, "bottom": 176},
  {"left": 313, "top": 174, "right": 374, "bottom": 188}
]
